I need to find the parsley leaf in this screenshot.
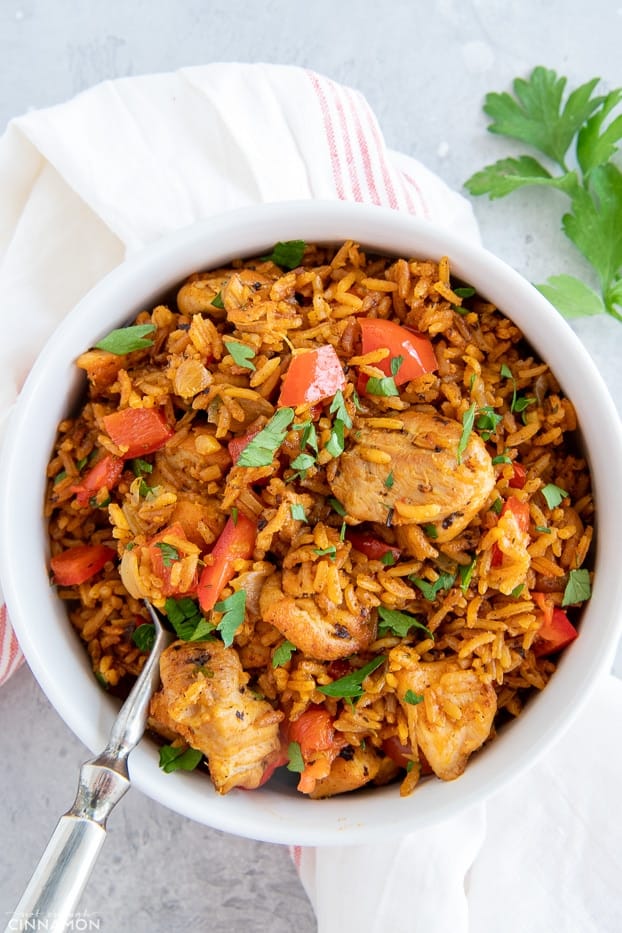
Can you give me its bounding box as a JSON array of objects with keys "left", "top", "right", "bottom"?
[
  {"left": 329, "top": 390, "right": 352, "bottom": 429},
  {"left": 422, "top": 523, "right": 438, "bottom": 539},
  {"left": 314, "top": 545, "right": 337, "bottom": 560},
  {"left": 328, "top": 497, "right": 346, "bottom": 516},
  {"left": 562, "top": 568, "right": 592, "bottom": 606},
  {"left": 317, "top": 656, "right": 386, "bottom": 699},
  {"left": 384, "top": 471, "right": 395, "bottom": 489},
  {"left": 541, "top": 483, "right": 568, "bottom": 509},
  {"left": 165, "top": 596, "right": 215, "bottom": 641},
  {"left": 159, "top": 744, "right": 203, "bottom": 774},
  {"left": 155, "top": 542, "right": 180, "bottom": 567},
  {"left": 457, "top": 402, "right": 476, "bottom": 464},
  {"left": 95, "top": 323, "right": 156, "bottom": 355},
  {"left": 476, "top": 406, "right": 503, "bottom": 440},
  {"left": 410, "top": 572, "right": 455, "bottom": 601},
  {"left": 459, "top": 557, "right": 477, "bottom": 592},
  {"left": 211, "top": 291, "right": 225, "bottom": 309},
  {"left": 272, "top": 640, "right": 296, "bottom": 668},
  {"left": 223, "top": 339, "right": 256, "bottom": 371},
  {"left": 132, "top": 623, "right": 156, "bottom": 652},
  {"left": 377, "top": 607, "right": 433, "bottom": 640},
  {"left": 287, "top": 740, "right": 305, "bottom": 772},
  {"left": 290, "top": 503, "right": 307, "bottom": 522},
  {"left": 403, "top": 689, "right": 424, "bottom": 706},
  {"left": 293, "top": 420, "right": 319, "bottom": 452},
  {"left": 465, "top": 66, "right": 622, "bottom": 324},
  {"left": 366, "top": 374, "right": 399, "bottom": 397},
  {"left": 214, "top": 590, "right": 247, "bottom": 647},
  {"left": 325, "top": 418, "right": 346, "bottom": 458},
  {"left": 131, "top": 458, "right": 153, "bottom": 476},
  {"left": 263, "top": 240, "right": 306, "bottom": 270},
  {"left": 237, "top": 408, "right": 295, "bottom": 467}
]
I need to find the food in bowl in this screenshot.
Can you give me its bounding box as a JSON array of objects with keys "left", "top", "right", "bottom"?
[{"left": 44, "top": 238, "right": 593, "bottom": 800}]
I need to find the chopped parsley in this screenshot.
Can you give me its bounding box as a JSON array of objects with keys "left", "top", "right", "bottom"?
[
  {"left": 154, "top": 542, "right": 180, "bottom": 567},
  {"left": 459, "top": 557, "right": 477, "bottom": 592},
  {"left": 541, "top": 483, "right": 568, "bottom": 509},
  {"left": 132, "top": 623, "right": 156, "bottom": 652},
  {"left": 159, "top": 744, "right": 203, "bottom": 774},
  {"left": 290, "top": 452, "right": 316, "bottom": 474},
  {"left": 211, "top": 291, "right": 225, "bottom": 309},
  {"left": 377, "top": 606, "right": 433, "bottom": 639},
  {"left": 214, "top": 590, "right": 247, "bottom": 647},
  {"left": 562, "top": 568, "right": 591, "bottom": 606},
  {"left": 457, "top": 402, "right": 476, "bottom": 464},
  {"left": 314, "top": 545, "right": 337, "bottom": 560},
  {"left": 403, "top": 689, "right": 424, "bottom": 705},
  {"left": 328, "top": 497, "right": 346, "bottom": 517},
  {"left": 223, "top": 339, "right": 256, "bottom": 371},
  {"left": 131, "top": 458, "right": 153, "bottom": 476},
  {"left": 491, "top": 498, "right": 504, "bottom": 515},
  {"left": 272, "top": 640, "right": 296, "bottom": 668},
  {"left": 454, "top": 286, "right": 476, "bottom": 298},
  {"left": 318, "top": 655, "right": 387, "bottom": 699},
  {"left": 380, "top": 552, "right": 395, "bottom": 566},
  {"left": 293, "top": 419, "right": 319, "bottom": 453},
  {"left": 329, "top": 390, "right": 352, "bottom": 429},
  {"left": 287, "top": 740, "right": 305, "bottom": 772},
  {"left": 384, "top": 471, "right": 395, "bottom": 489},
  {"left": 164, "top": 596, "right": 215, "bottom": 642},
  {"left": 410, "top": 572, "right": 456, "bottom": 601},
  {"left": 476, "top": 406, "right": 503, "bottom": 440},
  {"left": 231, "top": 506, "right": 239, "bottom": 525},
  {"left": 511, "top": 583, "right": 525, "bottom": 598},
  {"left": 95, "top": 323, "right": 156, "bottom": 355},
  {"left": 422, "top": 523, "right": 438, "bottom": 539},
  {"left": 535, "top": 525, "right": 552, "bottom": 534},
  {"left": 325, "top": 417, "right": 346, "bottom": 457},
  {"left": 263, "top": 240, "right": 306, "bottom": 270},
  {"left": 492, "top": 452, "right": 513, "bottom": 465},
  {"left": 236, "top": 407, "right": 295, "bottom": 467},
  {"left": 290, "top": 503, "right": 307, "bottom": 522},
  {"left": 365, "top": 374, "right": 399, "bottom": 397}
]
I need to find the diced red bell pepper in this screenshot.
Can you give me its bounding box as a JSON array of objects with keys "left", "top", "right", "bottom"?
[
  {"left": 103, "top": 408, "right": 173, "bottom": 459},
  {"left": 359, "top": 318, "right": 437, "bottom": 384},
  {"left": 509, "top": 462, "right": 527, "bottom": 489},
  {"left": 148, "top": 522, "right": 198, "bottom": 597},
  {"left": 491, "top": 496, "right": 531, "bottom": 567},
  {"left": 197, "top": 512, "right": 257, "bottom": 612},
  {"left": 533, "top": 597, "right": 578, "bottom": 656},
  {"left": 50, "top": 544, "right": 116, "bottom": 585},
  {"left": 71, "top": 454, "right": 124, "bottom": 507},
  {"left": 346, "top": 529, "right": 401, "bottom": 563},
  {"left": 227, "top": 427, "right": 261, "bottom": 465},
  {"left": 278, "top": 345, "right": 346, "bottom": 408},
  {"left": 288, "top": 708, "right": 335, "bottom": 757}
]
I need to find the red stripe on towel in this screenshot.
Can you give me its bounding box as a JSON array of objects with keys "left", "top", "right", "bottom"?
[{"left": 306, "top": 71, "right": 346, "bottom": 199}]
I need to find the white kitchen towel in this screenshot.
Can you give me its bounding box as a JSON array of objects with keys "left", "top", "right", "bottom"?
[{"left": 0, "top": 62, "right": 620, "bottom": 933}]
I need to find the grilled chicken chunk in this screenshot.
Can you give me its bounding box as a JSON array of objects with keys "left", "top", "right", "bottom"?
[
  {"left": 394, "top": 657, "right": 497, "bottom": 781},
  {"left": 308, "top": 745, "right": 383, "bottom": 798},
  {"left": 149, "top": 640, "right": 283, "bottom": 794},
  {"left": 329, "top": 409, "right": 495, "bottom": 543},
  {"left": 259, "top": 571, "right": 377, "bottom": 661}
]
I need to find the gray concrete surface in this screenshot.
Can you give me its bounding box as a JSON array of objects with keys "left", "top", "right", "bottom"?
[{"left": 1, "top": 1, "right": 621, "bottom": 931}]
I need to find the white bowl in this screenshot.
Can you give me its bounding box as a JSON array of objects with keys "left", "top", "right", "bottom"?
[{"left": 2, "top": 200, "right": 621, "bottom": 845}]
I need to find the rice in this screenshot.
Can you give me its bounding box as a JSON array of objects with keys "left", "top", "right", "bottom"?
[{"left": 44, "top": 241, "right": 594, "bottom": 797}]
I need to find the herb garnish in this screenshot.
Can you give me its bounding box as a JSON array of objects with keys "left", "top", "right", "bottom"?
[
  {"left": 95, "top": 323, "right": 156, "bottom": 355},
  {"left": 263, "top": 240, "right": 306, "bottom": 270},
  {"left": 155, "top": 542, "right": 180, "bottom": 567},
  {"left": 236, "top": 408, "right": 295, "bottom": 467},
  {"left": 457, "top": 402, "right": 476, "bottom": 464},
  {"left": 365, "top": 356, "right": 402, "bottom": 398},
  {"left": 314, "top": 545, "right": 337, "bottom": 560},
  {"left": 541, "top": 483, "right": 568, "bottom": 509},
  {"left": 465, "top": 66, "right": 622, "bottom": 323},
  {"left": 290, "top": 503, "right": 307, "bottom": 522},
  {"left": 492, "top": 453, "right": 513, "bottom": 465},
  {"left": 293, "top": 420, "right": 319, "bottom": 453},
  {"left": 491, "top": 498, "right": 503, "bottom": 515},
  {"left": 476, "top": 406, "right": 503, "bottom": 441},
  {"left": 422, "top": 523, "right": 438, "bottom": 539},
  {"left": 403, "top": 690, "right": 424, "bottom": 706},
  {"left": 131, "top": 458, "right": 153, "bottom": 476},
  {"left": 384, "top": 471, "right": 395, "bottom": 489},
  {"left": 459, "top": 557, "right": 477, "bottom": 592},
  {"left": 410, "top": 572, "right": 456, "bottom": 601},
  {"left": 132, "top": 623, "right": 156, "bottom": 652},
  {"left": 223, "top": 339, "right": 256, "bottom": 371},
  {"left": 377, "top": 607, "right": 433, "bottom": 639},
  {"left": 214, "top": 590, "right": 247, "bottom": 647},
  {"left": 272, "top": 640, "right": 296, "bottom": 668},
  {"left": 287, "top": 741, "right": 305, "bottom": 773},
  {"left": 562, "top": 568, "right": 592, "bottom": 606},
  {"left": 211, "top": 292, "right": 225, "bottom": 309},
  {"left": 317, "top": 655, "right": 387, "bottom": 699},
  {"left": 159, "top": 744, "right": 203, "bottom": 774},
  {"left": 165, "top": 596, "right": 215, "bottom": 642},
  {"left": 328, "top": 497, "right": 346, "bottom": 517}
]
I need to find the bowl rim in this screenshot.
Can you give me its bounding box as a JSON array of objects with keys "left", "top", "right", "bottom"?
[{"left": 2, "top": 199, "right": 622, "bottom": 845}]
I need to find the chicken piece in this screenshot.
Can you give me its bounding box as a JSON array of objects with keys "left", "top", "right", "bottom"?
[
  {"left": 154, "top": 427, "right": 231, "bottom": 494},
  {"left": 394, "top": 657, "right": 497, "bottom": 781},
  {"left": 168, "top": 494, "right": 226, "bottom": 548},
  {"left": 329, "top": 409, "right": 494, "bottom": 543},
  {"left": 76, "top": 348, "right": 125, "bottom": 392},
  {"left": 308, "top": 745, "right": 383, "bottom": 798},
  {"left": 259, "top": 571, "right": 376, "bottom": 661},
  {"left": 149, "top": 640, "right": 283, "bottom": 794}
]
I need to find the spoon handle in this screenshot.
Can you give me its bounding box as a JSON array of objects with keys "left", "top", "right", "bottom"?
[{"left": 5, "top": 761, "right": 130, "bottom": 932}]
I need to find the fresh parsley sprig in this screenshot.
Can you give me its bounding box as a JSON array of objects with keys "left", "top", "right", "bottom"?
[
  {"left": 95, "top": 323, "right": 156, "bottom": 355},
  {"left": 465, "top": 66, "right": 622, "bottom": 323}
]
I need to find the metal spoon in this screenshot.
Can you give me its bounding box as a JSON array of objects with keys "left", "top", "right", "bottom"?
[{"left": 5, "top": 602, "right": 170, "bottom": 933}]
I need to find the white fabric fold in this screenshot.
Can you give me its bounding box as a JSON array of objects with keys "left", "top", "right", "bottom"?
[{"left": 0, "top": 61, "right": 619, "bottom": 933}]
